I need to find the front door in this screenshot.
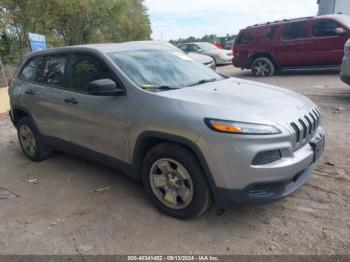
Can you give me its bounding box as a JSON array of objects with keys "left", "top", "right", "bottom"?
[
  {"left": 61, "top": 52, "right": 130, "bottom": 162},
  {"left": 308, "top": 18, "right": 349, "bottom": 66}
]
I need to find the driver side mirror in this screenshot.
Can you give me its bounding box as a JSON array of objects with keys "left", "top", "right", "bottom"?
[
  {"left": 87, "top": 79, "right": 124, "bottom": 96},
  {"left": 335, "top": 27, "right": 347, "bottom": 35}
]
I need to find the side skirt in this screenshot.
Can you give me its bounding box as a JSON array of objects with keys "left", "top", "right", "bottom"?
[{"left": 42, "top": 136, "right": 135, "bottom": 179}]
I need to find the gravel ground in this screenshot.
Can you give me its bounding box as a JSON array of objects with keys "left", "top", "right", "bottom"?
[{"left": 0, "top": 66, "right": 349, "bottom": 255}]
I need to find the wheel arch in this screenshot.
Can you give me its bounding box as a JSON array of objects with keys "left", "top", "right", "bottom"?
[
  {"left": 11, "top": 106, "right": 33, "bottom": 126},
  {"left": 131, "top": 131, "right": 221, "bottom": 203},
  {"left": 249, "top": 53, "right": 277, "bottom": 69}
]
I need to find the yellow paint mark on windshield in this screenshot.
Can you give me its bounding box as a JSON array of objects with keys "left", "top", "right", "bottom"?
[{"left": 142, "top": 84, "right": 155, "bottom": 89}]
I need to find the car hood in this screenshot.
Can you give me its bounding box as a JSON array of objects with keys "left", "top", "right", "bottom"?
[
  {"left": 187, "top": 53, "right": 213, "bottom": 64},
  {"left": 156, "top": 78, "right": 316, "bottom": 127}
]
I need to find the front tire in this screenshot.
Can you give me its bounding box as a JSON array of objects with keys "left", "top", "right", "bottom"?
[
  {"left": 17, "top": 117, "right": 53, "bottom": 162},
  {"left": 142, "top": 143, "right": 211, "bottom": 219},
  {"left": 251, "top": 57, "right": 275, "bottom": 77}
]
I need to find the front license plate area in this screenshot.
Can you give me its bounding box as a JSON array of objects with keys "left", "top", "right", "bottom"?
[{"left": 310, "top": 135, "right": 325, "bottom": 162}]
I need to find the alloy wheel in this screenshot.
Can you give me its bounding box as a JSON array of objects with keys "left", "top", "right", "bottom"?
[{"left": 149, "top": 158, "right": 194, "bottom": 210}]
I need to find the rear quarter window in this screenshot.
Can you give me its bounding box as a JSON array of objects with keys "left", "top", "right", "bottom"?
[
  {"left": 19, "top": 58, "right": 37, "bottom": 81},
  {"left": 235, "top": 31, "right": 252, "bottom": 44}
]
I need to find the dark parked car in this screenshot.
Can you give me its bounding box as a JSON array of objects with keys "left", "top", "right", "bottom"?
[{"left": 233, "top": 14, "right": 350, "bottom": 77}]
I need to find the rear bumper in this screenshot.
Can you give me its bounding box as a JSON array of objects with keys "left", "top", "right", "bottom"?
[{"left": 232, "top": 57, "right": 249, "bottom": 69}]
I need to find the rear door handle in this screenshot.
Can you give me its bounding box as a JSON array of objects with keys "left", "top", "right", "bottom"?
[
  {"left": 25, "top": 89, "right": 35, "bottom": 95},
  {"left": 64, "top": 97, "right": 78, "bottom": 104}
]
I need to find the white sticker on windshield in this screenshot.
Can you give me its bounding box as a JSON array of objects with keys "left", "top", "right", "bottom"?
[{"left": 173, "top": 52, "right": 192, "bottom": 61}]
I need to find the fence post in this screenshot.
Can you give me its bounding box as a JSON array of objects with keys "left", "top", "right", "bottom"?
[{"left": 0, "top": 57, "right": 8, "bottom": 88}]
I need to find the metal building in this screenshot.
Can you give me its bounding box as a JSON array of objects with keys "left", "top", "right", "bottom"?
[{"left": 318, "top": 0, "right": 350, "bottom": 16}]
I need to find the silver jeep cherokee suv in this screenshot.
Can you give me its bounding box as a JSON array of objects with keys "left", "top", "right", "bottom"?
[{"left": 9, "top": 41, "right": 325, "bottom": 219}]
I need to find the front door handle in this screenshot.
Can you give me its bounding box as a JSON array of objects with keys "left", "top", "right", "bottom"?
[
  {"left": 25, "top": 89, "right": 35, "bottom": 95},
  {"left": 64, "top": 97, "right": 78, "bottom": 104}
]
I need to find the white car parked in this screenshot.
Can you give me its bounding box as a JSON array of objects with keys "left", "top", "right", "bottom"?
[{"left": 178, "top": 42, "right": 233, "bottom": 65}]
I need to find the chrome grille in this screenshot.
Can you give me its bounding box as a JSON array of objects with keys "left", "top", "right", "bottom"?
[{"left": 290, "top": 107, "right": 321, "bottom": 149}]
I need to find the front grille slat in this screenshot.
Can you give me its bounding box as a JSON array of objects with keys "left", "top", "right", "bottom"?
[
  {"left": 298, "top": 118, "right": 307, "bottom": 139},
  {"left": 290, "top": 107, "right": 321, "bottom": 149}
]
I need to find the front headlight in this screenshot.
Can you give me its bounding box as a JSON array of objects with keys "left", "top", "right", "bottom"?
[{"left": 205, "top": 118, "right": 281, "bottom": 135}]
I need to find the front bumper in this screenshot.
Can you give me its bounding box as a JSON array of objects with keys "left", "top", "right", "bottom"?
[
  {"left": 216, "top": 56, "right": 233, "bottom": 65},
  {"left": 213, "top": 163, "right": 316, "bottom": 207},
  {"left": 340, "top": 55, "right": 350, "bottom": 85},
  {"left": 197, "top": 126, "right": 325, "bottom": 207}
]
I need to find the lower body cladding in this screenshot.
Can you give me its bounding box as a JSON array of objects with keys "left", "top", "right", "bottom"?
[{"left": 197, "top": 127, "right": 325, "bottom": 208}]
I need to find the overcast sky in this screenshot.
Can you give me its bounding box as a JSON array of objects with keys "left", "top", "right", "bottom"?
[{"left": 144, "top": 0, "right": 318, "bottom": 40}]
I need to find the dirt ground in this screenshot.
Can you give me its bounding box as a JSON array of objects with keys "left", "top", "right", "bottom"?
[{"left": 0, "top": 66, "right": 349, "bottom": 255}]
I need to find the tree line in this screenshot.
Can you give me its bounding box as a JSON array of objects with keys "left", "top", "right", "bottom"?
[{"left": 0, "top": 0, "right": 152, "bottom": 64}]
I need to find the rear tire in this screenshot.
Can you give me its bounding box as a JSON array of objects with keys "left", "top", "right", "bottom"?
[
  {"left": 17, "top": 117, "right": 53, "bottom": 162},
  {"left": 142, "top": 143, "right": 211, "bottom": 219},
  {"left": 251, "top": 57, "right": 275, "bottom": 77}
]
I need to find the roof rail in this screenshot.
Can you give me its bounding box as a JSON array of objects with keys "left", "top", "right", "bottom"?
[{"left": 246, "top": 16, "right": 314, "bottom": 28}]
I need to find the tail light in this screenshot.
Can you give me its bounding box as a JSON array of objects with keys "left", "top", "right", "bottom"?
[{"left": 232, "top": 46, "right": 238, "bottom": 57}]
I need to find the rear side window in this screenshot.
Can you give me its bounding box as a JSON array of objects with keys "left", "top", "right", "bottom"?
[
  {"left": 179, "top": 45, "right": 188, "bottom": 52},
  {"left": 312, "top": 20, "right": 340, "bottom": 37},
  {"left": 266, "top": 25, "right": 278, "bottom": 40},
  {"left": 36, "top": 54, "right": 66, "bottom": 87},
  {"left": 19, "top": 58, "right": 37, "bottom": 81},
  {"left": 70, "top": 53, "right": 114, "bottom": 92},
  {"left": 283, "top": 22, "right": 307, "bottom": 40},
  {"left": 235, "top": 31, "right": 251, "bottom": 44}
]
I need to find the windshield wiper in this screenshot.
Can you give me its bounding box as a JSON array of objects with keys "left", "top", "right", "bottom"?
[
  {"left": 142, "top": 85, "right": 179, "bottom": 91},
  {"left": 188, "top": 78, "right": 217, "bottom": 87}
]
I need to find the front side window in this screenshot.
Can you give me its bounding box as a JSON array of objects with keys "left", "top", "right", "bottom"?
[
  {"left": 313, "top": 20, "right": 341, "bottom": 37},
  {"left": 70, "top": 53, "right": 114, "bottom": 92},
  {"left": 283, "top": 22, "right": 307, "bottom": 40},
  {"left": 178, "top": 44, "right": 188, "bottom": 52},
  {"left": 188, "top": 44, "right": 202, "bottom": 52},
  {"left": 20, "top": 58, "right": 37, "bottom": 81},
  {"left": 36, "top": 54, "right": 66, "bottom": 87},
  {"left": 109, "top": 49, "right": 223, "bottom": 90}
]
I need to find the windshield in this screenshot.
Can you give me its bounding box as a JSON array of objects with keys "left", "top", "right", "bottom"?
[
  {"left": 196, "top": 43, "right": 218, "bottom": 51},
  {"left": 109, "top": 49, "right": 223, "bottom": 90}
]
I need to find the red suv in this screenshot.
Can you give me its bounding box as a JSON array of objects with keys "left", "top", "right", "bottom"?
[{"left": 233, "top": 14, "right": 350, "bottom": 77}]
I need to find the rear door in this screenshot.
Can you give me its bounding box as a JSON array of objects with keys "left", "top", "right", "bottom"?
[
  {"left": 61, "top": 52, "right": 129, "bottom": 162},
  {"left": 274, "top": 21, "right": 309, "bottom": 67},
  {"left": 17, "top": 54, "right": 67, "bottom": 140},
  {"left": 308, "top": 18, "right": 349, "bottom": 65}
]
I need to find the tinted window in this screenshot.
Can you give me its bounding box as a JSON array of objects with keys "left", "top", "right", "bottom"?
[
  {"left": 188, "top": 44, "right": 202, "bottom": 52},
  {"left": 70, "top": 53, "right": 114, "bottom": 92},
  {"left": 235, "top": 32, "right": 251, "bottom": 44},
  {"left": 20, "top": 58, "right": 37, "bottom": 81},
  {"left": 36, "top": 55, "right": 66, "bottom": 87},
  {"left": 313, "top": 20, "right": 340, "bottom": 37},
  {"left": 283, "top": 22, "right": 307, "bottom": 40},
  {"left": 178, "top": 45, "right": 188, "bottom": 52},
  {"left": 267, "top": 25, "right": 278, "bottom": 40}
]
